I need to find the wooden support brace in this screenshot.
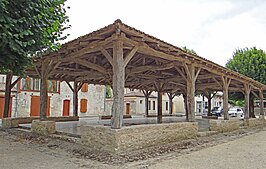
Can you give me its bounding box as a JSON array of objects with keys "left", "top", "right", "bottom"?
[
  {"left": 100, "top": 47, "right": 113, "bottom": 66},
  {"left": 123, "top": 46, "right": 138, "bottom": 67}
]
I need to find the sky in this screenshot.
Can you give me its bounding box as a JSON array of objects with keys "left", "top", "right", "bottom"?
[{"left": 64, "top": 0, "right": 266, "bottom": 66}]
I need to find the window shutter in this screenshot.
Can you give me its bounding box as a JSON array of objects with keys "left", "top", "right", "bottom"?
[
  {"left": 81, "top": 83, "right": 88, "bottom": 92},
  {"left": 80, "top": 99, "right": 88, "bottom": 113}
]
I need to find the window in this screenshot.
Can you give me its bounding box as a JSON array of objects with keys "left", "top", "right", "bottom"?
[
  {"left": 148, "top": 101, "right": 151, "bottom": 110},
  {"left": 20, "top": 78, "right": 59, "bottom": 92},
  {"left": 166, "top": 102, "right": 168, "bottom": 111},
  {"left": 21, "top": 77, "right": 33, "bottom": 90},
  {"left": 34, "top": 79, "right": 40, "bottom": 90},
  {"left": 140, "top": 100, "right": 143, "bottom": 104},
  {"left": 81, "top": 83, "right": 88, "bottom": 92},
  {"left": 153, "top": 101, "right": 155, "bottom": 110},
  {"left": 80, "top": 99, "right": 88, "bottom": 113},
  {"left": 48, "top": 80, "right": 59, "bottom": 92}
]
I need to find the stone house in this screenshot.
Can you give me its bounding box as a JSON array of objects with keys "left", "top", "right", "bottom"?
[{"left": 0, "top": 74, "right": 106, "bottom": 118}]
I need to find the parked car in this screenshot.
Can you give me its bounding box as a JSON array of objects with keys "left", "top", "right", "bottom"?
[
  {"left": 228, "top": 107, "right": 244, "bottom": 118},
  {"left": 211, "top": 107, "right": 223, "bottom": 116}
]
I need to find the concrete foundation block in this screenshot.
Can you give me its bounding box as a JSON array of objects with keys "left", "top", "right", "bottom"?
[
  {"left": 31, "top": 120, "right": 56, "bottom": 135},
  {"left": 1, "top": 118, "right": 19, "bottom": 129},
  {"left": 80, "top": 122, "right": 198, "bottom": 154}
]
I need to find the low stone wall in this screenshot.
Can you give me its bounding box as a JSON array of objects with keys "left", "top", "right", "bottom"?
[
  {"left": 31, "top": 120, "right": 56, "bottom": 135},
  {"left": 209, "top": 119, "right": 240, "bottom": 133},
  {"left": 15, "top": 116, "right": 79, "bottom": 124},
  {"left": 244, "top": 117, "right": 265, "bottom": 128},
  {"left": 80, "top": 122, "right": 198, "bottom": 153},
  {"left": 1, "top": 118, "right": 19, "bottom": 129}
]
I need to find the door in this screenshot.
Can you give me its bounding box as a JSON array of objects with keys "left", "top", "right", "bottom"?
[
  {"left": 62, "top": 100, "right": 70, "bottom": 116},
  {"left": 30, "top": 96, "right": 50, "bottom": 117},
  {"left": 126, "top": 103, "right": 130, "bottom": 114},
  {"left": 0, "top": 96, "right": 12, "bottom": 118}
]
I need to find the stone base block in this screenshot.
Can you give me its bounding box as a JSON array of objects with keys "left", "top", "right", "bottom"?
[
  {"left": 31, "top": 120, "right": 56, "bottom": 135},
  {"left": 80, "top": 122, "right": 198, "bottom": 154},
  {"left": 1, "top": 118, "right": 19, "bottom": 129},
  {"left": 243, "top": 118, "right": 264, "bottom": 128},
  {"left": 209, "top": 119, "right": 240, "bottom": 133}
]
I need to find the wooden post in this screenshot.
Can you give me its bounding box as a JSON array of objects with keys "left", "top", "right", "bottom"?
[
  {"left": 40, "top": 72, "right": 48, "bottom": 121},
  {"left": 3, "top": 72, "right": 13, "bottom": 118},
  {"left": 207, "top": 93, "right": 212, "bottom": 116},
  {"left": 111, "top": 39, "right": 125, "bottom": 129},
  {"left": 142, "top": 90, "right": 152, "bottom": 117},
  {"left": 183, "top": 93, "right": 188, "bottom": 120},
  {"left": 157, "top": 90, "right": 163, "bottom": 123},
  {"left": 184, "top": 64, "right": 200, "bottom": 122},
  {"left": 73, "top": 81, "right": 78, "bottom": 117},
  {"left": 259, "top": 90, "right": 264, "bottom": 116},
  {"left": 221, "top": 76, "right": 231, "bottom": 120},
  {"left": 244, "top": 84, "right": 251, "bottom": 119},
  {"left": 167, "top": 92, "right": 175, "bottom": 115},
  {"left": 203, "top": 91, "right": 217, "bottom": 116}
]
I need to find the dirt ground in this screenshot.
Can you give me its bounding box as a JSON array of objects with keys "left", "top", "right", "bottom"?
[{"left": 0, "top": 127, "right": 266, "bottom": 169}]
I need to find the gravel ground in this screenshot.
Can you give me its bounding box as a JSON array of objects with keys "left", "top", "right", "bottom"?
[{"left": 0, "top": 127, "right": 265, "bottom": 169}]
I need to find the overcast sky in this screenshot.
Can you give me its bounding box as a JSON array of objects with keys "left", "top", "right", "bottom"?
[{"left": 64, "top": 0, "right": 266, "bottom": 66}]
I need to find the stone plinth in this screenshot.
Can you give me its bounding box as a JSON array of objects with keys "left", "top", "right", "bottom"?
[
  {"left": 243, "top": 118, "right": 265, "bottom": 128},
  {"left": 31, "top": 120, "right": 56, "bottom": 135},
  {"left": 209, "top": 119, "right": 240, "bottom": 133},
  {"left": 1, "top": 118, "right": 19, "bottom": 129},
  {"left": 80, "top": 122, "right": 198, "bottom": 153}
]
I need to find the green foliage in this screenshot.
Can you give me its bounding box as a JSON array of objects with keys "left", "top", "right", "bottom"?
[
  {"left": 182, "top": 46, "right": 197, "bottom": 55},
  {"left": 229, "top": 99, "right": 245, "bottom": 107},
  {"left": 226, "top": 47, "right": 266, "bottom": 85},
  {"left": 226, "top": 47, "right": 266, "bottom": 103},
  {"left": 0, "top": 0, "right": 70, "bottom": 75},
  {"left": 106, "top": 85, "right": 112, "bottom": 98}
]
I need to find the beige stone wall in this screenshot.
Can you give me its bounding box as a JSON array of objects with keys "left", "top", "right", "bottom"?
[
  {"left": 80, "top": 122, "right": 198, "bottom": 153},
  {"left": 209, "top": 119, "right": 240, "bottom": 133},
  {"left": 244, "top": 118, "right": 265, "bottom": 128}
]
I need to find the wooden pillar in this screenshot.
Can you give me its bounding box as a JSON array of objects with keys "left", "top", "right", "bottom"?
[
  {"left": 40, "top": 71, "right": 48, "bottom": 121},
  {"left": 167, "top": 92, "right": 175, "bottom": 115},
  {"left": 221, "top": 76, "right": 231, "bottom": 120},
  {"left": 207, "top": 94, "right": 212, "bottom": 116},
  {"left": 259, "top": 90, "right": 264, "bottom": 116},
  {"left": 184, "top": 64, "right": 200, "bottom": 122},
  {"left": 3, "top": 72, "right": 13, "bottom": 118},
  {"left": 73, "top": 81, "right": 78, "bottom": 117},
  {"left": 111, "top": 40, "right": 125, "bottom": 129},
  {"left": 183, "top": 94, "right": 188, "bottom": 120},
  {"left": 142, "top": 90, "right": 152, "bottom": 117},
  {"left": 157, "top": 91, "right": 163, "bottom": 123},
  {"left": 244, "top": 84, "right": 251, "bottom": 119}
]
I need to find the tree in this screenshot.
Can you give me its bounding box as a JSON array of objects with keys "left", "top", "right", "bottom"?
[
  {"left": 182, "top": 46, "right": 197, "bottom": 55},
  {"left": 105, "top": 85, "right": 113, "bottom": 98},
  {"left": 0, "top": 0, "right": 70, "bottom": 118},
  {"left": 226, "top": 47, "right": 266, "bottom": 117}
]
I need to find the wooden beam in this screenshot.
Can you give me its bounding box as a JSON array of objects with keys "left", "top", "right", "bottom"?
[
  {"left": 65, "top": 81, "right": 74, "bottom": 92},
  {"left": 124, "top": 46, "right": 138, "bottom": 67},
  {"left": 100, "top": 47, "right": 113, "bottom": 66},
  {"left": 175, "top": 67, "right": 187, "bottom": 80},
  {"left": 74, "top": 58, "right": 107, "bottom": 73}
]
